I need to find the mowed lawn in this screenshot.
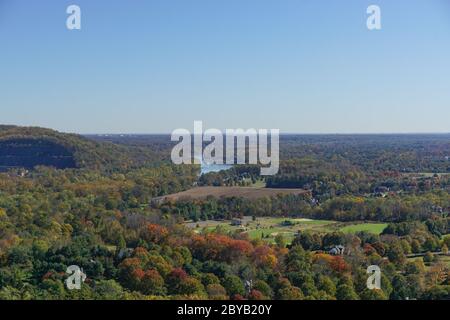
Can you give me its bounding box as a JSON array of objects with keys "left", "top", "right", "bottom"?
[
  {"left": 187, "top": 217, "right": 337, "bottom": 244},
  {"left": 339, "top": 223, "right": 388, "bottom": 235},
  {"left": 187, "top": 217, "right": 389, "bottom": 243},
  {"left": 245, "top": 219, "right": 335, "bottom": 242}
]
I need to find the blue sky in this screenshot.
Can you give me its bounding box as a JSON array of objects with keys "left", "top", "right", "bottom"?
[{"left": 1, "top": 0, "right": 450, "bottom": 134}]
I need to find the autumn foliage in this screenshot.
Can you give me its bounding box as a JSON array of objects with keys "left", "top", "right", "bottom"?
[
  {"left": 191, "top": 233, "right": 253, "bottom": 263},
  {"left": 142, "top": 223, "right": 169, "bottom": 244}
]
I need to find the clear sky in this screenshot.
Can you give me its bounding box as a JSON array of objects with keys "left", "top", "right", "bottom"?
[{"left": 1, "top": 0, "right": 450, "bottom": 134}]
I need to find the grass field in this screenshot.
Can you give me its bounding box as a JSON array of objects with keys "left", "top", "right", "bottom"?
[
  {"left": 248, "top": 179, "right": 266, "bottom": 188},
  {"left": 186, "top": 216, "right": 336, "bottom": 243},
  {"left": 407, "top": 255, "right": 450, "bottom": 269},
  {"left": 339, "top": 223, "right": 388, "bottom": 235},
  {"left": 186, "top": 217, "right": 388, "bottom": 244}
]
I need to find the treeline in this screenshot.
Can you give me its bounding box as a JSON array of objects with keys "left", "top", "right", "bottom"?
[
  {"left": 198, "top": 165, "right": 261, "bottom": 187},
  {"left": 159, "top": 194, "right": 313, "bottom": 221},
  {"left": 158, "top": 191, "right": 449, "bottom": 223}
]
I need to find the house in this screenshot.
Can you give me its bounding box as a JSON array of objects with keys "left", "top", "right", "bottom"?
[
  {"left": 374, "top": 186, "right": 389, "bottom": 197},
  {"left": 150, "top": 196, "right": 166, "bottom": 205},
  {"left": 375, "top": 186, "right": 390, "bottom": 193},
  {"left": 231, "top": 219, "right": 243, "bottom": 226},
  {"left": 117, "top": 248, "right": 133, "bottom": 259},
  {"left": 329, "top": 245, "right": 345, "bottom": 256}
]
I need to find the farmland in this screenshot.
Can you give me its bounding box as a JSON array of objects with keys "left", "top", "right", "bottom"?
[
  {"left": 185, "top": 216, "right": 387, "bottom": 244},
  {"left": 339, "top": 223, "right": 388, "bottom": 234},
  {"left": 154, "top": 186, "right": 310, "bottom": 202}
]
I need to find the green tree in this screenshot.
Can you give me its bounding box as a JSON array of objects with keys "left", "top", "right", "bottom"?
[
  {"left": 222, "top": 275, "right": 245, "bottom": 297},
  {"left": 94, "top": 280, "right": 124, "bottom": 300},
  {"left": 336, "top": 284, "right": 359, "bottom": 300}
]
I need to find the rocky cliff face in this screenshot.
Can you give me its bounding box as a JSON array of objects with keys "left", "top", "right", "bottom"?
[
  {"left": 0, "top": 125, "right": 160, "bottom": 172},
  {"left": 0, "top": 138, "right": 76, "bottom": 171}
]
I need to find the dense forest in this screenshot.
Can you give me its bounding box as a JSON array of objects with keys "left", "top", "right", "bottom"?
[{"left": 0, "top": 127, "right": 449, "bottom": 300}]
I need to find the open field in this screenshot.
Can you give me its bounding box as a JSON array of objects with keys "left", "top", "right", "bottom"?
[
  {"left": 155, "top": 186, "right": 310, "bottom": 202},
  {"left": 185, "top": 217, "right": 387, "bottom": 244},
  {"left": 246, "top": 179, "right": 266, "bottom": 188},
  {"left": 402, "top": 172, "right": 450, "bottom": 178},
  {"left": 187, "top": 216, "right": 336, "bottom": 244},
  {"left": 407, "top": 255, "right": 450, "bottom": 270},
  {"left": 339, "top": 223, "right": 388, "bottom": 235}
]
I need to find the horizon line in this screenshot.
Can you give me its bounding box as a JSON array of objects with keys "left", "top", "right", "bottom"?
[
  {"left": 2, "top": 123, "right": 449, "bottom": 136},
  {"left": 81, "top": 131, "right": 450, "bottom": 136}
]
